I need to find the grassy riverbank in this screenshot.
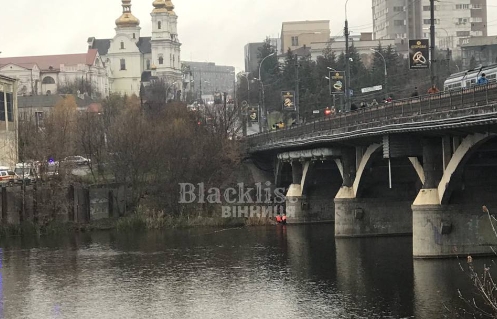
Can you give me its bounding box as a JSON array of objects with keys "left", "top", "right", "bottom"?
[
  {"left": 0, "top": 213, "right": 275, "bottom": 239},
  {"left": 115, "top": 210, "right": 275, "bottom": 232}
]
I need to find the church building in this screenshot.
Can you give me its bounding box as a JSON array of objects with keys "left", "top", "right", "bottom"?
[{"left": 87, "top": 0, "right": 182, "bottom": 96}]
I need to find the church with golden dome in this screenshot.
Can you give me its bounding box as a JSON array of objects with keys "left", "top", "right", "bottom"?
[{"left": 87, "top": 0, "right": 182, "bottom": 96}]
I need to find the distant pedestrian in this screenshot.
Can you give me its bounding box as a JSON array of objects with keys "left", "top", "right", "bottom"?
[
  {"left": 281, "top": 214, "right": 287, "bottom": 225},
  {"left": 411, "top": 87, "right": 419, "bottom": 97},
  {"left": 330, "top": 105, "right": 336, "bottom": 116},
  {"left": 371, "top": 99, "right": 378, "bottom": 106},
  {"left": 276, "top": 213, "right": 282, "bottom": 223},
  {"left": 351, "top": 103, "right": 358, "bottom": 111},
  {"left": 427, "top": 85, "right": 440, "bottom": 94},
  {"left": 478, "top": 73, "right": 489, "bottom": 85}
]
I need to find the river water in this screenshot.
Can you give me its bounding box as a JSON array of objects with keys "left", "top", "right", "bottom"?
[{"left": 0, "top": 224, "right": 489, "bottom": 318}]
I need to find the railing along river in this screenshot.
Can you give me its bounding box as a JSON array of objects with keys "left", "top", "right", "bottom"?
[{"left": 247, "top": 84, "right": 497, "bottom": 150}]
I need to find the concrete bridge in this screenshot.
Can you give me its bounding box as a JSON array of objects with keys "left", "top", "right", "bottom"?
[{"left": 246, "top": 84, "right": 497, "bottom": 258}]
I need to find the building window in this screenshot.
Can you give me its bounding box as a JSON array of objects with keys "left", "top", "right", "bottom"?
[
  {"left": 457, "top": 18, "right": 468, "bottom": 24},
  {"left": 423, "top": 19, "right": 440, "bottom": 24},
  {"left": 394, "top": 20, "right": 405, "bottom": 26},
  {"left": 133, "top": 33, "right": 136, "bottom": 39},
  {"left": 472, "top": 4, "right": 482, "bottom": 9},
  {"left": 42, "top": 76, "right": 55, "bottom": 84},
  {"left": 35, "top": 111, "right": 44, "bottom": 129},
  {"left": 456, "top": 4, "right": 470, "bottom": 9},
  {"left": 471, "top": 17, "right": 483, "bottom": 23},
  {"left": 120, "top": 41, "right": 125, "bottom": 49},
  {"left": 291, "top": 36, "right": 299, "bottom": 46},
  {"left": 120, "top": 59, "right": 126, "bottom": 70},
  {"left": 456, "top": 31, "right": 470, "bottom": 36},
  {"left": 146, "top": 59, "right": 151, "bottom": 70},
  {"left": 423, "top": 5, "right": 438, "bottom": 11},
  {"left": 393, "top": 6, "right": 404, "bottom": 12},
  {"left": 158, "top": 21, "right": 162, "bottom": 29},
  {"left": 159, "top": 56, "right": 164, "bottom": 65}
]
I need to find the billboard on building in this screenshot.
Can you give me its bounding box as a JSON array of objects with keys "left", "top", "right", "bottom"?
[
  {"left": 409, "top": 39, "right": 429, "bottom": 69},
  {"left": 248, "top": 106, "right": 259, "bottom": 123},
  {"left": 281, "top": 91, "right": 296, "bottom": 111},
  {"left": 329, "top": 71, "right": 345, "bottom": 95}
]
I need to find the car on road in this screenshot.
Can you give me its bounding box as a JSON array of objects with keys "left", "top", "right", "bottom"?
[
  {"left": 0, "top": 168, "right": 19, "bottom": 186},
  {"left": 63, "top": 156, "right": 91, "bottom": 166},
  {"left": 14, "top": 163, "right": 37, "bottom": 184}
]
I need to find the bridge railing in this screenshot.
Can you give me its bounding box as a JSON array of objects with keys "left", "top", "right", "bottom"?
[{"left": 247, "top": 83, "right": 497, "bottom": 148}]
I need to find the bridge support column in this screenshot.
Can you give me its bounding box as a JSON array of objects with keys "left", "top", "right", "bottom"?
[
  {"left": 286, "top": 161, "right": 306, "bottom": 223},
  {"left": 413, "top": 136, "right": 497, "bottom": 257},
  {"left": 335, "top": 145, "right": 412, "bottom": 237},
  {"left": 412, "top": 191, "right": 496, "bottom": 257}
]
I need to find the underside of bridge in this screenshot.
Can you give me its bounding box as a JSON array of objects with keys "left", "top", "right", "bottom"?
[
  {"left": 413, "top": 134, "right": 497, "bottom": 257},
  {"left": 334, "top": 145, "right": 421, "bottom": 238},
  {"left": 251, "top": 129, "right": 497, "bottom": 258}
]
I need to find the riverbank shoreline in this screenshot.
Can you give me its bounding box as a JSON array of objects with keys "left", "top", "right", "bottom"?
[{"left": 0, "top": 215, "right": 279, "bottom": 239}]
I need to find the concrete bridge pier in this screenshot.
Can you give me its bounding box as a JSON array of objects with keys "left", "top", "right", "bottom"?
[
  {"left": 286, "top": 160, "right": 310, "bottom": 223},
  {"left": 335, "top": 144, "right": 414, "bottom": 237},
  {"left": 412, "top": 134, "right": 497, "bottom": 258}
]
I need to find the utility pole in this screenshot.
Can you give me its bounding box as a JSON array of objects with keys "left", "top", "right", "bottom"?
[
  {"left": 430, "top": 0, "right": 436, "bottom": 87},
  {"left": 344, "top": 17, "right": 351, "bottom": 111},
  {"left": 295, "top": 54, "right": 300, "bottom": 123},
  {"left": 199, "top": 70, "right": 203, "bottom": 103}
]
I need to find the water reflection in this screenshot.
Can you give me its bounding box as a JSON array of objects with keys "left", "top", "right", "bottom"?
[
  {"left": 0, "top": 226, "right": 490, "bottom": 318},
  {"left": 335, "top": 236, "right": 415, "bottom": 318}
]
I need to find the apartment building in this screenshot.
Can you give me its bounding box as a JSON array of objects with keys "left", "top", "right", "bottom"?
[
  {"left": 372, "top": 0, "right": 487, "bottom": 57},
  {"left": 281, "top": 21, "right": 331, "bottom": 53}
]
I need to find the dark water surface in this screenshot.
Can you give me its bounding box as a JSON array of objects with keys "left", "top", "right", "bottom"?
[{"left": 0, "top": 225, "right": 489, "bottom": 318}]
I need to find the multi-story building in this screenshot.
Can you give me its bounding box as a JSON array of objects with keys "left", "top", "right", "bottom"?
[
  {"left": 281, "top": 21, "right": 331, "bottom": 53},
  {"left": 421, "top": 0, "right": 487, "bottom": 56},
  {"left": 372, "top": 0, "right": 422, "bottom": 54},
  {"left": 372, "top": 0, "right": 487, "bottom": 57},
  {"left": 460, "top": 36, "right": 497, "bottom": 69},
  {"left": 244, "top": 38, "right": 282, "bottom": 74},
  {"left": 309, "top": 33, "right": 396, "bottom": 66},
  {"left": 0, "top": 51, "right": 108, "bottom": 97},
  {"left": 0, "top": 75, "right": 18, "bottom": 167},
  {"left": 88, "top": 0, "right": 182, "bottom": 96},
  {"left": 182, "top": 61, "right": 235, "bottom": 101},
  {"left": 244, "top": 42, "right": 264, "bottom": 74}
]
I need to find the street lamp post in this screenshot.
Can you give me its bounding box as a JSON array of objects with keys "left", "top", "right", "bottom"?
[
  {"left": 370, "top": 48, "right": 388, "bottom": 98},
  {"left": 258, "top": 52, "right": 275, "bottom": 132},
  {"left": 344, "top": 0, "right": 351, "bottom": 111},
  {"left": 429, "top": 0, "right": 437, "bottom": 87}
]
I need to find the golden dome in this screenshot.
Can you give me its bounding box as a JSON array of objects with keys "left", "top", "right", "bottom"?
[
  {"left": 165, "top": 0, "right": 176, "bottom": 15},
  {"left": 152, "top": 0, "right": 168, "bottom": 13},
  {"left": 116, "top": 0, "right": 140, "bottom": 27}
]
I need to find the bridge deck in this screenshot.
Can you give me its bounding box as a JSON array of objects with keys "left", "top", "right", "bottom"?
[{"left": 247, "top": 84, "right": 497, "bottom": 152}]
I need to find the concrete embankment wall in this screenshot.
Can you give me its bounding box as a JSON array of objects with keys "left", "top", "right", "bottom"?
[{"left": 0, "top": 183, "right": 126, "bottom": 225}]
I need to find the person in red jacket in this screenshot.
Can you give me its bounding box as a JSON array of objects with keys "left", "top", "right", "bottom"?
[
  {"left": 276, "top": 213, "right": 282, "bottom": 223},
  {"left": 281, "top": 214, "right": 287, "bottom": 225}
]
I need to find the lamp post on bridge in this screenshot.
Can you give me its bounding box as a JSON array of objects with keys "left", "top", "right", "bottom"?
[
  {"left": 258, "top": 52, "right": 276, "bottom": 133},
  {"left": 370, "top": 48, "right": 388, "bottom": 99}
]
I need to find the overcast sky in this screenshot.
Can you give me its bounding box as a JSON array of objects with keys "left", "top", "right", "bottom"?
[{"left": 1, "top": 0, "right": 496, "bottom": 72}]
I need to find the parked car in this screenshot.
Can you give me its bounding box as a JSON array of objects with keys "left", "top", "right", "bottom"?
[
  {"left": 63, "top": 156, "right": 91, "bottom": 166},
  {"left": 14, "top": 163, "right": 37, "bottom": 184},
  {"left": 0, "top": 168, "right": 19, "bottom": 186}
]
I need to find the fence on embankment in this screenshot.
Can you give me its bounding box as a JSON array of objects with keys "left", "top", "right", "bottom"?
[{"left": 0, "top": 183, "right": 127, "bottom": 225}]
